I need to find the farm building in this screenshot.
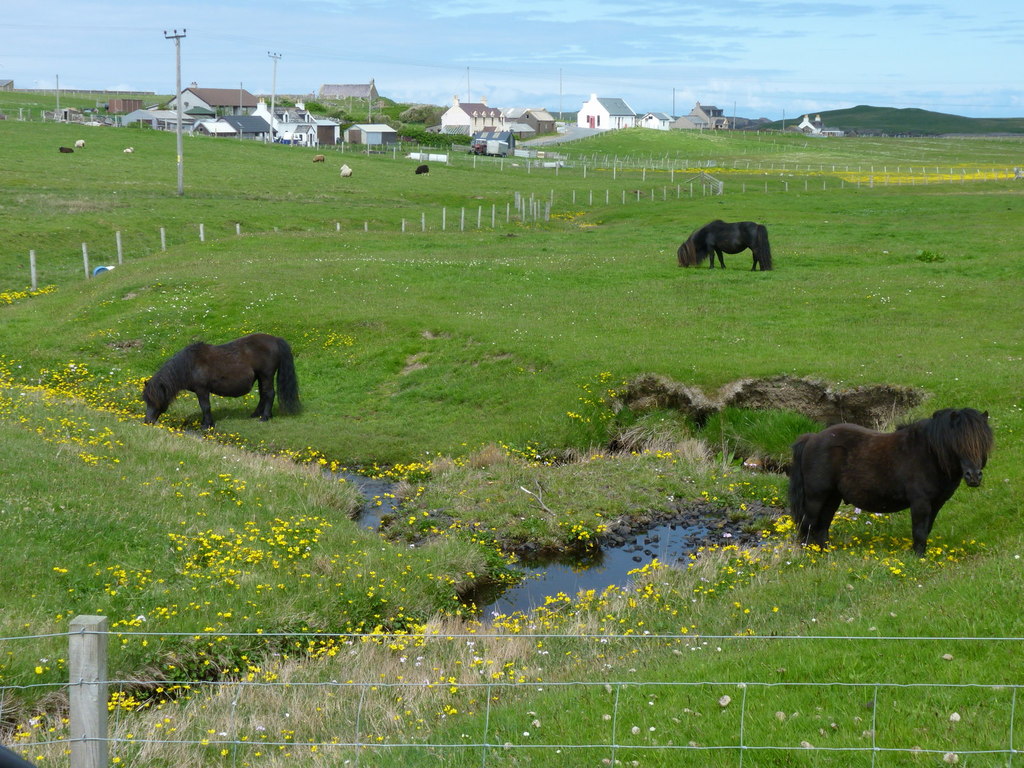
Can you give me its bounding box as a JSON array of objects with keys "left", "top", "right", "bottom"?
[
  {"left": 319, "top": 81, "right": 379, "bottom": 102},
  {"left": 120, "top": 109, "right": 195, "bottom": 131},
  {"left": 502, "top": 107, "right": 556, "bottom": 137},
  {"left": 344, "top": 123, "right": 398, "bottom": 146},
  {"left": 470, "top": 130, "right": 515, "bottom": 157},
  {"left": 107, "top": 98, "right": 143, "bottom": 115}
]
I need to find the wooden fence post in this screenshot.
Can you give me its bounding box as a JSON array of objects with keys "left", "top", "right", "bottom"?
[
  {"left": 82, "top": 243, "right": 90, "bottom": 278},
  {"left": 69, "top": 615, "right": 109, "bottom": 768},
  {"left": 29, "top": 250, "right": 37, "bottom": 291},
  {"left": 115, "top": 231, "right": 123, "bottom": 265}
]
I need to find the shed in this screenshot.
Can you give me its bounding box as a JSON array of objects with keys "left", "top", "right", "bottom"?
[
  {"left": 470, "top": 130, "right": 516, "bottom": 156},
  {"left": 345, "top": 123, "right": 398, "bottom": 146}
]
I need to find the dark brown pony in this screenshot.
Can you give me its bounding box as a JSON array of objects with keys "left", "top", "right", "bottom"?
[
  {"left": 142, "top": 333, "right": 300, "bottom": 429},
  {"left": 677, "top": 219, "right": 772, "bottom": 270},
  {"left": 788, "top": 408, "right": 993, "bottom": 556}
]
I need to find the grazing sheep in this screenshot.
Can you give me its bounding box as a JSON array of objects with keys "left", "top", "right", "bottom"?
[
  {"left": 74, "top": 139, "right": 85, "bottom": 149},
  {"left": 59, "top": 146, "right": 74, "bottom": 153},
  {"left": 123, "top": 147, "right": 135, "bottom": 154},
  {"left": 415, "top": 164, "right": 429, "bottom": 175},
  {"left": 312, "top": 154, "right": 325, "bottom": 163},
  {"left": 339, "top": 164, "right": 353, "bottom": 177}
]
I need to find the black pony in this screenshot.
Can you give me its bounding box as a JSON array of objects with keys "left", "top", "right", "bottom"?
[
  {"left": 677, "top": 219, "right": 773, "bottom": 270},
  {"left": 788, "top": 408, "right": 993, "bottom": 556},
  {"left": 142, "top": 333, "right": 300, "bottom": 429}
]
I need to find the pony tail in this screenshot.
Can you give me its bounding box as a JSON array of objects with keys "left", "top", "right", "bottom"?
[
  {"left": 788, "top": 437, "right": 807, "bottom": 528},
  {"left": 756, "top": 225, "right": 773, "bottom": 270},
  {"left": 275, "top": 339, "right": 302, "bottom": 414}
]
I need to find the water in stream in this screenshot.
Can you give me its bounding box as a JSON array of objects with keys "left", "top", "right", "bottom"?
[{"left": 338, "top": 471, "right": 743, "bottom": 617}]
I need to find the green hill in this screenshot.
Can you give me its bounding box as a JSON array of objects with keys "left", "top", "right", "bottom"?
[{"left": 768, "top": 104, "right": 1024, "bottom": 135}]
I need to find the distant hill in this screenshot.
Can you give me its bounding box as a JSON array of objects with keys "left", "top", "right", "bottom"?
[{"left": 764, "top": 105, "right": 1024, "bottom": 136}]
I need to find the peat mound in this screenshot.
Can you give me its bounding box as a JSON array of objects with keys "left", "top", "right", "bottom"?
[{"left": 621, "top": 373, "right": 926, "bottom": 428}]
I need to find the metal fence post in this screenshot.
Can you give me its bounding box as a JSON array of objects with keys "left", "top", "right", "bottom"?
[{"left": 69, "top": 615, "right": 109, "bottom": 768}]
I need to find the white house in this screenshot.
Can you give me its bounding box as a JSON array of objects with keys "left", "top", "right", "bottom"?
[
  {"left": 168, "top": 85, "right": 258, "bottom": 117},
  {"left": 576, "top": 94, "right": 636, "bottom": 130},
  {"left": 440, "top": 96, "right": 505, "bottom": 135},
  {"left": 796, "top": 113, "right": 845, "bottom": 137},
  {"left": 639, "top": 112, "right": 673, "bottom": 131},
  {"left": 192, "top": 115, "right": 271, "bottom": 141},
  {"left": 253, "top": 99, "right": 319, "bottom": 145}
]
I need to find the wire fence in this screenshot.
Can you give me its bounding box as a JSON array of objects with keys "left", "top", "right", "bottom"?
[{"left": 3, "top": 621, "right": 1023, "bottom": 767}]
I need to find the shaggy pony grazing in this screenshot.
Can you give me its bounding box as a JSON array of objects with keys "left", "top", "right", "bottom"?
[
  {"left": 142, "top": 333, "right": 300, "bottom": 429},
  {"left": 677, "top": 219, "right": 773, "bottom": 270}
]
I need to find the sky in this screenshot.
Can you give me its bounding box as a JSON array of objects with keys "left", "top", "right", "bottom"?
[{"left": 3, "top": 0, "right": 1022, "bottom": 120}]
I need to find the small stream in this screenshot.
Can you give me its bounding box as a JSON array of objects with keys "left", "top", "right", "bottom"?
[{"left": 337, "top": 471, "right": 752, "bottom": 617}]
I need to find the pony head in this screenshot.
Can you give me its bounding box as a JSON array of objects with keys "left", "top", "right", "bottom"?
[
  {"left": 928, "top": 408, "right": 993, "bottom": 485},
  {"left": 141, "top": 378, "right": 171, "bottom": 424},
  {"left": 676, "top": 238, "right": 698, "bottom": 267}
]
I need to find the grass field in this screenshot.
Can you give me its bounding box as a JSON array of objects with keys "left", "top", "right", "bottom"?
[{"left": 2, "top": 114, "right": 1023, "bottom": 766}]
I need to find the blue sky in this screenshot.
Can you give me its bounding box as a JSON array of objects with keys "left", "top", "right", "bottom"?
[{"left": 3, "top": 0, "right": 1022, "bottom": 119}]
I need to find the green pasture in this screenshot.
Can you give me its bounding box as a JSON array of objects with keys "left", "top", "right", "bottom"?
[{"left": 2, "top": 117, "right": 1023, "bottom": 766}]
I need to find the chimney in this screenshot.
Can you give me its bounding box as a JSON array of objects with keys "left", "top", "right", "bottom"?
[
  {"left": 480, "top": 95, "right": 487, "bottom": 106},
  {"left": 453, "top": 95, "right": 460, "bottom": 105}
]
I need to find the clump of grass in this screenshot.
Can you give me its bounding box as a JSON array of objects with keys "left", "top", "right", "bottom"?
[
  {"left": 915, "top": 248, "right": 946, "bottom": 262},
  {"left": 606, "top": 409, "right": 696, "bottom": 454},
  {"left": 700, "top": 407, "right": 822, "bottom": 466}
]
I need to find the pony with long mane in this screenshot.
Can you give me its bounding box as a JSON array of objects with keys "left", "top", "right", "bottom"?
[
  {"left": 788, "top": 408, "right": 993, "bottom": 556},
  {"left": 142, "top": 333, "right": 301, "bottom": 429},
  {"left": 677, "top": 219, "right": 773, "bottom": 270}
]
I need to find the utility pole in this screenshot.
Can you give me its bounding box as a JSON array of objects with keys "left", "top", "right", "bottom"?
[
  {"left": 559, "top": 68, "right": 563, "bottom": 122},
  {"left": 268, "top": 52, "right": 281, "bottom": 143},
  {"left": 164, "top": 29, "right": 186, "bottom": 196}
]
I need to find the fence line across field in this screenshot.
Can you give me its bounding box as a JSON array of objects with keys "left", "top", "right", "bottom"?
[
  {"left": 12, "top": 161, "right": 1017, "bottom": 292},
  {"left": 3, "top": 617, "right": 1024, "bottom": 768}
]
